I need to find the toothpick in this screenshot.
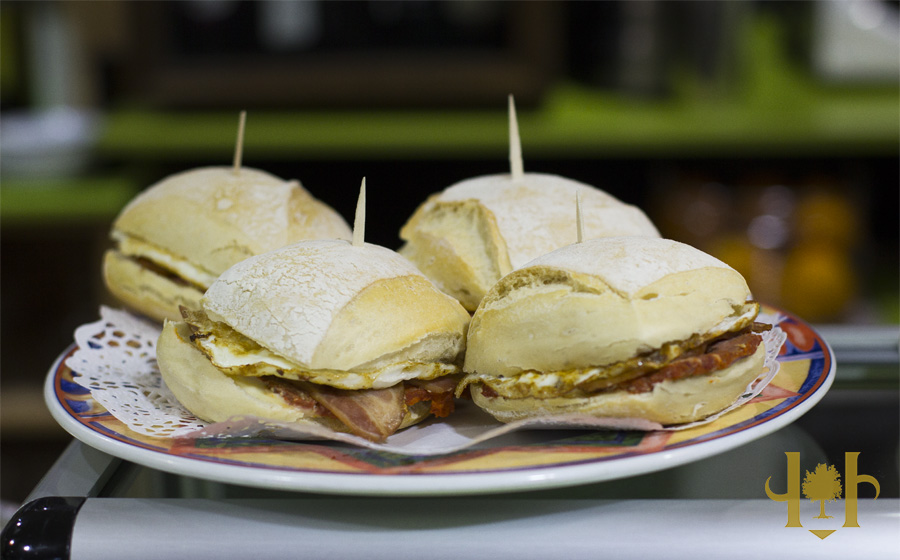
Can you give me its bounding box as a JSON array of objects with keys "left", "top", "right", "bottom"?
[
  {"left": 508, "top": 95, "right": 524, "bottom": 182},
  {"left": 352, "top": 177, "right": 366, "bottom": 247},
  {"left": 576, "top": 189, "right": 584, "bottom": 243},
  {"left": 233, "top": 110, "right": 247, "bottom": 174}
]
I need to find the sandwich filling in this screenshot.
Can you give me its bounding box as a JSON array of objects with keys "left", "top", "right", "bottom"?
[
  {"left": 458, "top": 302, "right": 769, "bottom": 400},
  {"left": 113, "top": 232, "right": 217, "bottom": 290},
  {"left": 179, "top": 308, "right": 460, "bottom": 441}
]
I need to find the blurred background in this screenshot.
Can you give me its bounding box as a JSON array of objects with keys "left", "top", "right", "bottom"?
[{"left": 1, "top": 1, "right": 897, "bottom": 509}]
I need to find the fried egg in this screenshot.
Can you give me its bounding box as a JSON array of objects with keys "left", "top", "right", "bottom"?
[{"left": 185, "top": 310, "right": 460, "bottom": 391}]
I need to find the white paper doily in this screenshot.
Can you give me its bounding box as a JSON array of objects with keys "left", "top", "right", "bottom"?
[
  {"left": 64, "top": 306, "right": 785, "bottom": 455},
  {"left": 65, "top": 307, "right": 206, "bottom": 437}
]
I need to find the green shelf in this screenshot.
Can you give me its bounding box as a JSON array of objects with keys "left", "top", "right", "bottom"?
[
  {"left": 96, "top": 17, "right": 898, "bottom": 162},
  {"left": 96, "top": 78, "right": 899, "bottom": 162},
  {"left": 0, "top": 177, "right": 138, "bottom": 226}
]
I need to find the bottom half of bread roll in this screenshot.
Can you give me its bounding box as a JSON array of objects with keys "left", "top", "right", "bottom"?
[
  {"left": 103, "top": 250, "right": 206, "bottom": 323},
  {"left": 157, "top": 321, "right": 459, "bottom": 442},
  {"left": 460, "top": 329, "right": 768, "bottom": 426}
]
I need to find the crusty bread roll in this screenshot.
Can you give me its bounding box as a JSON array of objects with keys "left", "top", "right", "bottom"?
[
  {"left": 157, "top": 239, "right": 470, "bottom": 442},
  {"left": 460, "top": 236, "right": 768, "bottom": 425},
  {"left": 399, "top": 173, "right": 660, "bottom": 311},
  {"left": 104, "top": 166, "right": 352, "bottom": 322}
]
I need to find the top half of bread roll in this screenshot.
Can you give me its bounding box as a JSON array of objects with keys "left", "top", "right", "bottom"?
[
  {"left": 464, "top": 236, "right": 757, "bottom": 377},
  {"left": 111, "top": 166, "right": 352, "bottom": 280},
  {"left": 200, "top": 239, "right": 471, "bottom": 375}
]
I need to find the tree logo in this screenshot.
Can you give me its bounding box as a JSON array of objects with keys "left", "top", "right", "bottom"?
[
  {"left": 802, "top": 463, "right": 843, "bottom": 520},
  {"left": 765, "top": 452, "right": 880, "bottom": 540}
]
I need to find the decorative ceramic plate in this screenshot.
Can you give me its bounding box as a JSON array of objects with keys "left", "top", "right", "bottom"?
[{"left": 45, "top": 306, "right": 834, "bottom": 496}]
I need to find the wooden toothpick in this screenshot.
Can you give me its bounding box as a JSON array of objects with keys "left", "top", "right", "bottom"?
[
  {"left": 576, "top": 189, "right": 584, "bottom": 243},
  {"left": 508, "top": 95, "right": 524, "bottom": 182},
  {"left": 352, "top": 177, "right": 366, "bottom": 247},
  {"left": 233, "top": 110, "right": 247, "bottom": 174}
]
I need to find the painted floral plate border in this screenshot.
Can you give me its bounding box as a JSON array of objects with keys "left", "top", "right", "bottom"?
[{"left": 45, "top": 305, "right": 834, "bottom": 496}]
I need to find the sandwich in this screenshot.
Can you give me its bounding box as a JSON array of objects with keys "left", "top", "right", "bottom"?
[
  {"left": 103, "top": 166, "right": 352, "bottom": 322},
  {"left": 459, "top": 236, "right": 771, "bottom": 425},
  {"left": 156, "top": 232, "right": 471, "bottom": 442},
  {"left": 399, "top": 174, "right": 661, "bottom": 311},
  {"left": 399, "top": 97, "right": 659, "bottom": 311}
]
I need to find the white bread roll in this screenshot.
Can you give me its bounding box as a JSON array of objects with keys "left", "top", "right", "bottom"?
[
  {"left": 399, "top": 173, "right": 660, "bottom": 310},
  {"left": 104, "top": 166, "right": 352, "bottom": 322},
  {"left": 462, "top": 236, "right": 764, "bottom": 425},
  {"left": 157, "top": 239, "right": 470, "bottom": 441}
]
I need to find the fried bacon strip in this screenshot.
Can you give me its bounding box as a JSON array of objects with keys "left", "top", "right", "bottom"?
[
  {"left": 303, "top": 383, "right": 406, "bottom": 443},
  {"left": 262, "top": 376, "right": 459, "bottom": 442},
  {"left": 262, "top": 378, "right": 332, "bottom": 417}
]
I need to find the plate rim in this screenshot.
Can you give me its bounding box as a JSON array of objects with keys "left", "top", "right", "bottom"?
[{"left": 44, "top": 305, "right": 835, "bottom": 496}]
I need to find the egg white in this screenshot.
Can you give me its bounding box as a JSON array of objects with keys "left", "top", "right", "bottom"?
[
  {"left": 191, "top": 317, "right": 459, "bottom": 391},
  {"left": 114, "top": 232, "right": 218, "bottom": 288}
]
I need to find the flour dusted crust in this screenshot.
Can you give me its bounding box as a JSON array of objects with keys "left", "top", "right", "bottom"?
[
  {"left": 112, "top": 166, "right": 352, "bottom": 277},
  {"left": 523, "top": 234, "right": 735, "bottom": 297},
  {"left": 399, "top": 173, "right": 659, "bottom": 310},
  {"left": 105, "top": 166, "right": 352, "bottom": 322},
  {"left": 434, "top": 174, "right": 660, "bottom": 268},
  {"left": 157, "top": 321, "right": 430, "bottom": 431},
  {"left": 469, "top": 344, "right": 766, "bottom": 425},
  {"left": 202, "top": 239, "right": 471, "bottom": 372},
  {"left": 465, "top": 237, "right": 753, "bottom": 377}
]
